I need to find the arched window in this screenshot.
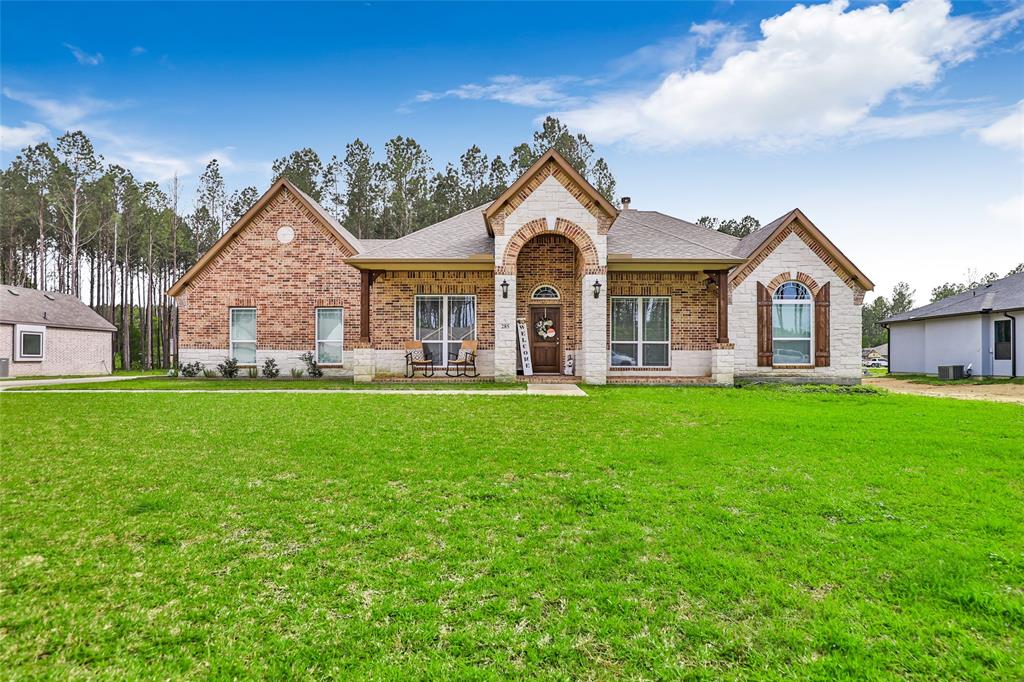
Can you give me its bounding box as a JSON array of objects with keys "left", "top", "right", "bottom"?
[
  {"left": 772, "top": 282, "right": 813, "bottom": 364},
  {"left": 531, "top": 284, "right": 560, "bottom": 300}
]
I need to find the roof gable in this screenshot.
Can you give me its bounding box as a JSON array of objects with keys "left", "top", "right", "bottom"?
[
  {"left": 730, "top": 209, "right": 874, "bottom": 292},
  {"left": 168, "top": 179, "right": 362, "bottom": 297},
  {"left": 1, "top": 286, "right": 116, "bottom": 331},
  {"left": 483, "top": 149, "right": 618, "bottom": 236},
  {"left": 883, "top": 271, "right": 1024, "bottom": 323}
]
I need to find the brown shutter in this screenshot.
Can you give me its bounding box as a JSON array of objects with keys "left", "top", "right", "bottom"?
[
  {"left": 757, "top": 282, "right": 772, "bottom": 366},
  {"left": 815, "top": 282, "right": 831, "bottom": 367}
]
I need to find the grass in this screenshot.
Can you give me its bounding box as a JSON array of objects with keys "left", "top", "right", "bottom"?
[
  {"left": 885, "top": 373, "right": 1024, "bottom": 386},
  {"left": 1, "top": 386, "right": 1022, "bottom": 678},
  {"left": 8, "top": 377, "right": 525, "bottom": 391}
]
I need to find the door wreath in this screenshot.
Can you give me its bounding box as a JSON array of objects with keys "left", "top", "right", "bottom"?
[{"left": 535, "top": 318, "right": 557, "bottom": 339}]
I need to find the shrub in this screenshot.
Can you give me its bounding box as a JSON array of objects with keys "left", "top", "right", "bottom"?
[
  {"left": 166, "top": 368, "right": 179, "bottom": 377},
  {"left": 202, "top": 368, "right": 218, "bottom": 378},
  {"left": 290, "top": 367, "right": 304, "bottom": 378},
  {"left": 300, "top": 351, "right": 323, "bottom": 378},
  {"left": 247, "top": 366, "right": 258, "bottom": 378},
  {"left": 180, "top": 361, "right": 204, "bottom": 378},
  {"left": 218, "top": 358, "right": 240, "bottom": 378},
  {"left": 262, "top": 358, "right": 280, "bottom": 379}
]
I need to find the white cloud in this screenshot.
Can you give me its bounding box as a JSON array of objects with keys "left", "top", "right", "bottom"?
[
  {"left": 0, "top": 121, "right": 50, "bottom": 151},
  {"left": 130, "top": 46, "right": 147, "bottom": 56},
  {"left": 2, "top": 88, "right": 123, "bottom": 129},
  {"left": 63, "top": 43, "right": 103, "bottom": 66},
  {"left": 978, "top": 101, "right": 1024, "bottom": 152},
  {"left": 988, "top": 193, "right": 1024, "bottom": 226},
  {"left": 558, "top": 0, "right": 1024, "bottom": 148},
  {"left": 415, "top": 75, "right": 579, "bottom": 108}
]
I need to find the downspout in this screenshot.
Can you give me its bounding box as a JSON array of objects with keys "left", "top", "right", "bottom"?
[
  {"left": 883, "top": 323, "right": 891, "bottom": 375},
  {"left": 1006, "top": 312, "right": 1018, "bottom": 378}
]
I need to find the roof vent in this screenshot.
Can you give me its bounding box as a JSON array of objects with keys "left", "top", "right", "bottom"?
[{"left": 620, "top": 196, "right": 632, "bottom": 210}]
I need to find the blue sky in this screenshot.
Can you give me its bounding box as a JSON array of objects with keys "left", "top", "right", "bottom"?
[{"left": 2, "top": 0, "right": 1022, "bottom": 303}]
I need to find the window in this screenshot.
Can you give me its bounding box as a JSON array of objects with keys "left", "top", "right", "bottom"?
[
  {"left": 995, "top": 319, "right": 1012, "bottom": 361},
  {"left": 14, "top": 324, "right": 45, "bottom": 361},
  {"left": 229, "top": 308, "right": 256, "bottom": 365},
  {"left": 611, "top": 296, "right": 670, "bottom": 367},
  {"left": 415, "top": 295, "right": 476, "bottom": 366},
  {"left": 772, "top": 282, "right": 813, "bottom": 365},
  {"left": 316, "top": 308, "right": 344, "bottom": 364},
  {"left": 531, "top": 284, "right": 560, "bottom": 300}
]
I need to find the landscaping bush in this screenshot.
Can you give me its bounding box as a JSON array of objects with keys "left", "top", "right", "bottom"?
[
  {"left": 217, "top": 358, "right": 240, "bottom": 379},
  {"left": 738, "top": 381, "right": 883, "bottom": 395},
  {"left": 247, "top": 366, "right": 258, "bottom": 378},
  {"left": 261, "top": 358, "right": 280, "bottom": 379},
  {"left": 179, "top": 361, "right": 204, "bottom": 378},
  {"left": 202, "top": 368, "right": 218, "bottom": 378},
  {"left": 290, "top": 367, "right": 304, "bottom": 378},
  {"left": 300, "top": 351, "right": 323, "bottom": 378}
]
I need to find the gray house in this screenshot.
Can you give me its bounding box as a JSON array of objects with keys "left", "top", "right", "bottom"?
[
  {"left": 0, "top": 286, "right": 116, "bottom": 377},
  {"left": 883, "top": 272, "right": 1022, "bottom": 378}
]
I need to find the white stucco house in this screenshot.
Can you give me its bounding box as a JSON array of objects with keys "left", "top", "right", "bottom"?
[
  {"left": 882, "top": 272, "right": 1022, "bottom": 378},
  {"left": 0, "top": 286, "right": 116, "bottom": 377}
]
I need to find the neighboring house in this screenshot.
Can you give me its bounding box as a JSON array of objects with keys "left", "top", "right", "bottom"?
[
  {"left": 862, "top": 344, "right": 888, "bottom": 361},
  {"left": 0, "top": 286, "right": 116, "bottom": 377},
  {"left": 168, "top": 150, "right": 873, "bottom": 384},
  {"left": 883, "top": 272, "right": 1023, "bottom": 378}
]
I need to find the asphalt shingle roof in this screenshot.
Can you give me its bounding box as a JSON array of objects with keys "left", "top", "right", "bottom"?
[
  {"left": 349, "top": 205, "right": 494, "bottom": 261},
  {"left": 883, "top": 272, "right": 1024, "bottom": 323},
  {"left": 0, "top": 286, "right": 116, "bottom": 331},
  {"left": 733, "top": 210, "right": 796, "bottom": 258},
  {"left": 608, "top": 211, "right": 742, "bottom": 261}
]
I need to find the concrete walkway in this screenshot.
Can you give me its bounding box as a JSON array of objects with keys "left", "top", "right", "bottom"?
[
  {"left": 0, "top": 375, "right": 144, "bottom": 391},
  {"left": 1, "top": 382, "right": 588, "bottom": 397}
]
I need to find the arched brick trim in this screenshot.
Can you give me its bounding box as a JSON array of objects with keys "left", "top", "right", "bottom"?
[
  {"left": 497, "top": 218, "right": 603, "bottom": 275},
  {"left": 766, "top": 271, "right": 820, "bottom": 294}
]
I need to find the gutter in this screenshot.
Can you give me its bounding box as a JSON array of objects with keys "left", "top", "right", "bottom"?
[{"left": 1006, "top": 311, "right": 1018, "bottom": 378}]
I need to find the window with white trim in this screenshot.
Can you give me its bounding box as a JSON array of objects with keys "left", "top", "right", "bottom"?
[
  {"left": 316, "top": 308, "right": 344, "bottom": 364},
  {"left": 229, "top": 308, "right": 256, "bottom": 365},
  {"left": 772, "top": 282, "right": 813, "bottom": 364},
  {"left": 611, "top": 296, "right": 670, "bottom": 367},
  {"left": 531, "top": 284, "right": 560, "bottom": 300},
  {"left": 995, "top": 319, "right": 1011, "bottom": 361},
  {"left": 15, "top": 325, "right": 45, "bottom": 361},
  {"left": 414, "top": 295, "right": 476, "bottom": 366}
]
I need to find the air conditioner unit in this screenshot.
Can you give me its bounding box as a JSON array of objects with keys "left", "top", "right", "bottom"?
[{"left": 937, "top": 365, "right": 965, "bottom": 380}]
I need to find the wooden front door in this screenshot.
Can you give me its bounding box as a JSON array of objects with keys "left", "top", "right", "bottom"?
[{"left": 529, "top": 306, "right": 562, "bottom": 374}]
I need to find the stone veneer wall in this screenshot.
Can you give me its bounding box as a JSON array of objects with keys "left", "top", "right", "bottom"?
[
  {"left": 177, "top": 187, "right": 362, "bottom": 370},
  {"left": 730, "top": 232, "right": 862, "bottom": 382},
  {"left": 1, "top": 324, "right": 113, "bottom": 377}
]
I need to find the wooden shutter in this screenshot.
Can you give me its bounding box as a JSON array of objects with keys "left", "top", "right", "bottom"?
[
  {"left": 815, "top": 282, "right": 831, "bottom": 367},
  {"left": 757, "top": 282, "right": 772, "bottom": 366}
]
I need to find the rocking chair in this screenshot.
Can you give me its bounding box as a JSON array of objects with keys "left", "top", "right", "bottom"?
[
  {"left": 446, "top": 340, "right": 479, "bottom": 378},
  {"left": 404, "top": 341, "right": 435, "bottom": 378}
]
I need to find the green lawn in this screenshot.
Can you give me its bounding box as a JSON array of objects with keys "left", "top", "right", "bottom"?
[
  {"left": 8, "top": 377, "right": 524, "bottom": 391},
  {"left": 2, "top": 387, "right": 1022, "bottom": 678}
]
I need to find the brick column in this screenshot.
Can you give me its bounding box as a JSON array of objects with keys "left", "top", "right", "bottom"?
[
  {"left": 581, "top": 273, "right": 607, "bottom": 385},
  {"left": 494, "top": 274, "right": 517, "bottom": 382},
  {"left": 352, "top": 343, "right": 375, "bottom": 383}
]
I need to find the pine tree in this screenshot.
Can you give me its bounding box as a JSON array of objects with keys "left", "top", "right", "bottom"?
[{"left": 271, "top": 148, "right": 325, "bottom": 201}]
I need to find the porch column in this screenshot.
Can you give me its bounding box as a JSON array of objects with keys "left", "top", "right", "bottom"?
[
  {"left": 360, "top": 270, "right": 371, "bottom": 343},
  {"left": 581, "top": 272, "right": 607, "bottom": 385},
  {"left": 717, "top": 269, "right": 730, "bottom": 343},
  {"left": 494, "top": 274, "right": 517, "bottom": 382}
]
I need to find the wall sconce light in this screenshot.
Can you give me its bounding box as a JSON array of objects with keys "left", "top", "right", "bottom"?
[
  {"left": 501, "top": 280, "right": 510, "bottom": 299},
  {"left": 593, "top": 280, "right": 602, "bottom": 299}
]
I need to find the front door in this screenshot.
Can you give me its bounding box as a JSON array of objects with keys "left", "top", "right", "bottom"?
[{"left": 530, "top": 306, "right": 562, "bottom": 374}]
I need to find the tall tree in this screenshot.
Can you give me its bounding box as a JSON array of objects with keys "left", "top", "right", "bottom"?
[
  {"left": 718, "top": 216, "right": 760, "bottom": 238},
  {"left": 12, "top": 143, "right": 57, "bottom": 289},
  {"left": 459, "top": 145, "right": 489, "bottom": 208},
  {"left": 381, "top": 136, "right": 431, "bottom": 238},
  {"left": 226, "top": 186, "right": 259, "bottom": 225},
  {"left": 51, "top": 131, "right": 102, "bottom": 296},
  {"left": 428, "top": 163, "right": 463, "bottom": 225},
  {"left": 488, "top": 155, "right": 510, "bottom": 197},
  {"left": 340, "top": 139, "right": 382, "bottom": 239},
  {"left": 321, "top": 154, "right": 346, "bottom": 219},
  {"left": 272, "top": 148, "right": 325, "bottom": 201}
]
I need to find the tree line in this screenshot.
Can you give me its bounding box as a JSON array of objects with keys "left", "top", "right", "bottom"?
[{"left": 0, "top": 117, "right": 616, "bottom": 369}]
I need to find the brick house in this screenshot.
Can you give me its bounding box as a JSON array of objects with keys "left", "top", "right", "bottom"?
[
  {"left": 1, "top": 286, "right": 116, "bottom": 377},
  {"left": 168, "top": 150, "right": 873, "bottom": 384}
]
